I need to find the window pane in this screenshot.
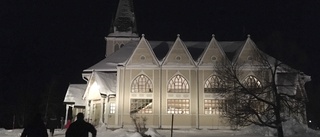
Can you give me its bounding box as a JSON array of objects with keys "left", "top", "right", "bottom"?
[
  {"left": 167, "top": 99, "right": 190, "bottom": 114},
  {"left": 131, "top": 74, "right": 153, "bottom": 93},
  {"left": 204, "top": 75, "right": 225, "bottom": 93},
  {"left": 204, "top": 99, "right": 226, "bottom": 115},
  {"left": 109, "top": 103, "right": 116, "bottom": 114},
  {"left": 130, "top": 99, "right": 153, "bottom": 114},
  {"left": 168, "top": 75, "right": 189, "bottom": 93}
]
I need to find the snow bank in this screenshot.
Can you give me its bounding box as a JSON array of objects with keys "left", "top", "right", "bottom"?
[
  {"left": 239, "top": 119, "right": 320, "bottom": 136},
  {"left": 144, "top": 128, "right": 165, "bottom": 137}
]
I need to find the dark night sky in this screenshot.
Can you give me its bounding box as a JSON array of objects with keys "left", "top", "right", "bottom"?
[{"left": 1, "top": 0, "right": 320, "bottom": 128}]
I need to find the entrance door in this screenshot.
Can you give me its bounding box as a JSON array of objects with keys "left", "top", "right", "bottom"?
[{"left": 93, "top": 103, "right": 101, "bottom": 126}]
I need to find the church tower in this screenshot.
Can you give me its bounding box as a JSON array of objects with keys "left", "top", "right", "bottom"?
[{"left": 105, "top": 0, "right": 139, "bottom": 57}]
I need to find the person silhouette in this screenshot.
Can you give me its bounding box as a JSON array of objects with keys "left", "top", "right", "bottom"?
[
  {"left": 65, "top": 113, "right": 96, "bottom": 137},
  {"left": 20, "top": 113, "right": 48, "bottom": 137},
  {"left": 47, "top": 115, "right": 58, "bottom": 136}
]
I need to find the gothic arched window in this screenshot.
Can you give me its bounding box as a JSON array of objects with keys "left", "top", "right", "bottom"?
[
  {"left": 168, "top": 75, "right": 189, "bottom": 93},
  {"left": 244, "top": 75, "right": 262, "bottom": 89},
  {"left": 204, "top": 75, "right": 225, "bottom": 93},
  {"left": 131, "top": 74, "right": 153, "bottom": 93}
]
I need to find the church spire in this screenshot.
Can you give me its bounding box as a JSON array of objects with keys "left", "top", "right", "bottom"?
[
  {"left": 105, "top": 0, "right": 139, "bottom": 57},
  {"left": 109, "top": 0, "right": 138, "bottom": 36}
]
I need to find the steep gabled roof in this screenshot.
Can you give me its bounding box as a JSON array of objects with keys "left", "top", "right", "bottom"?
[
  {"left": 84, "top": 41, "right": 138, "bottom": 72},
  {"left": 125, "top": 35, "right": 160, "bottom": 67},
  {"left": 198, "top": 35, "right": 230, "bottom": 66},
  {"left": 84, "top": 36, "right": 250, "bottom": 72},
  {"left": 220, "top": 41, "right": 245, "bottom": 62},
  {"left": 161, "top": 35, "right": 197, "bottom": 66}
]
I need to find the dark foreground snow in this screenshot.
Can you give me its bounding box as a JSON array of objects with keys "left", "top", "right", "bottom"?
[{"left": 1, "top": 120, "right": 319, "bottom": 137}]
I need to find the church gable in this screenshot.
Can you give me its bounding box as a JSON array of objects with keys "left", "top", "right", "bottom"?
[
  {"left": 198, "top": 35, "right": 228, "bottom": 66},
  {"left": 162, "top": 35, "right": 196, "bottom": 66},
  {"left": 126, "top": 35, "right": 159, "bottom": 67},
  {"left": 233, "top": 35, "right": 261, "bottom": 65}
]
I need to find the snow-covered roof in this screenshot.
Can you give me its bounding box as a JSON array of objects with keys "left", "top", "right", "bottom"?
[
  {"left": 84, "top": 41, "right": 138, "bottom": 72},
  {"left": 82, "top": 72, "right": 117, "bottom": 100},
  {"left": 64, "top": 84, "right": 86, "bottom": 106},
  {"left": 92, "top": 72, "right": 117, "bottom": 95}
]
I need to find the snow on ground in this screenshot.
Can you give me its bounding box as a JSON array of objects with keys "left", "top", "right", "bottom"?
[
  {"left": 1, "top": 120, "right": 319, "bottom": 137},
  {"left": 0, "top": 127, "right": 319, "bottom": 137}
]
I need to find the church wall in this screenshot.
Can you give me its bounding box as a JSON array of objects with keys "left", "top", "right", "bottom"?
[
  {"left": 161, "top": 114, "right": 192, "bottom": 128},
  {"left": 116, "top": 68, "right": 162, "bottom": 128},
  {"left": 189, "top": 70, "right": 198, "bottom": 128},
  {"left": 198, "top": 69, "right": 205, "bottom": 116},
  {"left": 113, "top": 60, "right": 286, "bottom": 128},
  {"left": 199, "top": 115, "right": 229, "bottom": 128},
  {"left": 202, "top": 50, "right": 224, "bottom": 66}
]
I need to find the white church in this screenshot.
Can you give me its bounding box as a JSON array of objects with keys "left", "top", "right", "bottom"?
[{"left": 64, "top": 0, "right": 311, "bottom": 129}]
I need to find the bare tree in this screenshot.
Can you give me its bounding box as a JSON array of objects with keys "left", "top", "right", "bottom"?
[
  {"left": 130, "top": 113, "right": 150, "bottom": 137},
  {"left": 216, "top": 48, "right": 309, "bottom": 137}
]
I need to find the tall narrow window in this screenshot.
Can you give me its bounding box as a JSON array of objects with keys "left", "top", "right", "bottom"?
[
  {"left": 131, "top": 74, "right": 153, "bottom": 93},
  {"left": 168, "top": 75, "right": 189, "bottom": 93},
  {"left": 204, "top": 75, "right": 225, "bottom": 93}
]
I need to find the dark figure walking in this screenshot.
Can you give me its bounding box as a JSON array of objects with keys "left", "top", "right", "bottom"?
[
  {"left": 21, "top": 113, "right": 48, "bottom": 137},
  {"left": 65, "top": 113, "right": 96, "bottom": 137},
  {"left": 47, "top": 116, "right": 58, "bottom": 136}
]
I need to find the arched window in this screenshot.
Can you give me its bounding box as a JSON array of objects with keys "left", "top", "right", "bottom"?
[
  {"left": 204, "top": 75, "right": 225, "bottom": 93},
  {"left": 120, "top": 44, "right": 124, "bottom": 48},
  {"left": 131, "top": 74, "right": 153, "bottom": 93},
  {"left": 244, "top": 75, "right": 262, "bottom": 89},
  {"left": 114, "top": 44, "right": 120, "bottom": 52},
  {"left": 168, "top": 75, "right": 189, "bottom": 93}
]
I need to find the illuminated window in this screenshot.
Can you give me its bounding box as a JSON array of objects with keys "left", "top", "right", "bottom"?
[
  {"left": 167, "top": 99, "right": 190, "bottom": 114},
  {"left": 204, "top": 75, "right": 225, "bottom": 93},
  {"left": 131, "top": 74, "right": 153, "bottom": 93},
  {"left": 168, "top": 75, "right": 189, "bottom": 93},
  {"left": 244, "top": 75, "right": 262, "bottom": 89},
  {"left": 109, "top": 103, "right": 115, "bottom": 114},
  {"left": 130, "top": 99, "right": 153, "bottom": 114},
  {"left": 204, "top": 99, "right": 226, "bottom": 115}
]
